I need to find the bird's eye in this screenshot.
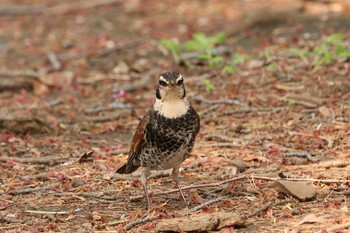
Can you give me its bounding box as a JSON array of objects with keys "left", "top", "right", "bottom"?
[
  {"left": 159, "top": 80, "right": 168, "bottom": 86},
  {"left": 176, "top": 79, "right": 183, "bottom": 85}
]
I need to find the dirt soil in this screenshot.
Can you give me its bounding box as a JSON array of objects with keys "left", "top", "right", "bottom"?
[{"left": 0, "top": 0, "right": 350, "bottom": 232}]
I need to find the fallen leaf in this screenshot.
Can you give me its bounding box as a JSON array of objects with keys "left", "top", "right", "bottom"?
[
  {"left": 39, "top": 71, "right": 74, "bottom": 89},
  {"left": 319, "top": 105, "right": 332, "bottom": 118},
  {"left": 296, "top": 213, "right": 325, "bottom": 226},
  {"left": 272, "top": 180, "right": 316, "bottom": 201},
  {"left": 247, "top": 59, "right": 264, "bottom": 69},
  {"left": 78, "top": 151, "right": 94, "bottom": 163}
]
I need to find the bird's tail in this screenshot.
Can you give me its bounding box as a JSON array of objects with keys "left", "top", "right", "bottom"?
[{"left": 116, "top": 163, "right": 139, "bottom": 174}]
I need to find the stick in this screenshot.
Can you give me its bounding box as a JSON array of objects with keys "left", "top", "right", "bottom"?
[
  {"left": 187, "top": 196, "right": 224, "bottom": 213},
  {"left": 125, "top": 216, "right": 158, "bottom": 230},
  {"left": 24, "top": 210, "right": 67, "bottom": 215},
  {"left": 0, "top": 216, "right": 25, "bottom": 224},
  {"left": 85, "top": 110, "right": 131, "bottom": 123},
  {"left": 242, "top": 202, "right": 271, "bottom": 219},
  {"left": 0, "top": 67, "right": 40, "bottom": 79},
  {"left": 284, "top": 151, "right": 319, "bottom": 162},
  {"left": 0, "top": 5, "right": 44, "bottom": 15},
  {"left": 283, "top": 159, "right": 350, "bottom": 171},
  {"left": 0, "top": 156, "right": 70, "bottom": 165},
  {"left": 46, "top": 0, "right": 121, "bottom": 15},
  {"left": 288, "top": 131, "right": 334, "bottom": 148},
  {"left": 52, "top": 191, "right": 121, "bottom": 200},
  {"left": 94, "top": 37, "right": 146, "bottom": 58},
  {"left": 47, "top": 52, "right": 62, "bottom": 70},
  {"left": 130, "top": 176, "right": 246, "bottom": 201},
  {"left": 317, "top": 221, "right": 350, "bottom": 233},
  {"left": 203, "top": 133, "right": 243, "bottom": 142},
  {"left": 198, "top": 142, "right": 243, "bottom": 148},
  {"left": 9, "top": 183, "right": 59, "bottom": 195},
  {"left": 125, "top": 196, "right": 224, "bottom": 230},
  {"left": 193, "top": 96, "right": 244, "bottom": 106},
  {"left": 130, "top": 174, "right": 350, "bottom": 201}
]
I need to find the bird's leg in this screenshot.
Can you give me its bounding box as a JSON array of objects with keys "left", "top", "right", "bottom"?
[
  {"left": 141, "top": 168, "right": 151, "bottom": 211},
  {"left": 172, "top": 166, "right": 189, "bottom": 208}
]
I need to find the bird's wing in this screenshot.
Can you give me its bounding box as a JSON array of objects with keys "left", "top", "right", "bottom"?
[{"left": 127, "top": 113, "right": 150, "bottom": 165}]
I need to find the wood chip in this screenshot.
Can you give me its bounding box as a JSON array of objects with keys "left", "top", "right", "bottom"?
[
  {"left": 155, "top": 212, "right": 242, "bottom": 232},
  {"left": 272, "top": 180, "right": 316, "bottom": 201}
]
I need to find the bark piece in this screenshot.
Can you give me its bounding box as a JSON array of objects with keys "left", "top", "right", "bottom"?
[
  {"left": 156, "top": 212, "right": 242, "bottom": 232},
  {"left": 0, "top": 110, "right": 51, "bottom": 134},
  {"left": 272, "top": 180, "right": 316, "bottom": 201}
]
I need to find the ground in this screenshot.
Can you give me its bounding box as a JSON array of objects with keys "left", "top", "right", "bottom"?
[{"left": 0, "top": 0, "right": 350, "bottom": 232}]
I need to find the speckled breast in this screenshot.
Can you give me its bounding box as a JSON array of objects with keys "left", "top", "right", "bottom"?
[{"left": 139, "top": 106, "right": 199, "bottom": 169}]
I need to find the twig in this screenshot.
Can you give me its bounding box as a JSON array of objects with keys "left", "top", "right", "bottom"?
[
  {"left": 284, "top": 151, "right": 319, "bottom": 162},
  {"left": 21, "top": 172, "right": 52, "bottom": 181},
  {"left": 283, "top": 159, "right": 350, "bottom": 171},
  {"left": 84, "top": 102, "right": 132, "bottom": 114},
  {"left": 9, "top": 183, "right": 59, "bottom": 195},
  {"left": 203, "top": 133, "right": 244, "bottom": 142},
  {"left": 112, "top": 77, "right": 152, "bottom": 93},
  {"left": 94, "top": 37, "right": 146, "bottom": 58},
  {"left": 198, "top": 105, "right": 220, "bottom": 116},
  {"left": 85, "top": 110, "right": 131, "bottom": 123},
  {"left": 125, "top": 216, "right": 158, "bottom": 230},
  {"left": 125, "top": 196, "right": 224, "bottom": 230},
  {"left": 130, "top": 175, "right": 246, "bottom": 201},
  {"left": 198, "top": 142, "right": 243, "bottom": 148},
  {"left": 317, "top": 221, "right": 350, "bottom": 233},
  {"left": 47, "top": 52, "right": 61, "bottom": 70},
  {"left": 242, "top": 201, "right": 271, "bottom": 219},
  {"left": 0, "top": 156, "right": 70, "bottom": 165},
  {"left": 130, "top": 174, "right": 350, "bottom": 201},
  {"left": 80, "top": 192, "right": 120, "bottom": 200},
  {"left": 24, "top": 210, "right": 67, "bottom": 215},
  {"left": 0, "top": 0, "right": 121, "bottom": 16},
  {"left": 187, "top": 196, "right": 224, "bottom": 213},
  {"left": 180, "top": 46, "right": 230, "bottom": 60},
  {"left": 52, "top": 191, "right": 121, "bottom": 200},
  {"left": 0, "top": 67, "right": 40, "bottom": 79},
  {"left": 222, "top": 107, "right": 288, "bottom": 116},
  {"left": 46, "top": 0, "right": 121, "bottom": 15},
  {"left": 193, "top": 96, "right": 244, "bottom": 106},
  {"left": 0, "top": 215, "right": 25, "bottom": 224},
  {"left": 288, "top": 131, "right": 334, "bottom": 148},
  {"left": 0, "top": 5, "right": 44, "bottom": 15}
]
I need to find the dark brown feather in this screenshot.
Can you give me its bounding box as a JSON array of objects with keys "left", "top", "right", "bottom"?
[{"left": 116, "top": 114, "right": 150, "bottom": 174}]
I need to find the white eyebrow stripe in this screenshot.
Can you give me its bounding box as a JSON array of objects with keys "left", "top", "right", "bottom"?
[
  {"left": 159, "top": 76, "right": 168, "bottom": 82},
  {"left": 176, "top": 74, "right": 183, "bottom": 82}
]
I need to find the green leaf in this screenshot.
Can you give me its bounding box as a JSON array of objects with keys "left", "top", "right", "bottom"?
[
  {"left": 212, "top": 56, "right": 224, "bottom": 63},
  {"left": 223, "top": 65, "right": 235, "bottom": 74},
  {"left": 203, "top": 79, "right": 215, "bottom": 91},
  {"left": 209, "top": 32, "right": 226, "bottom": 44},
  {"left": 326, "top": 33, "right": 345, "bottom": 44},
  {"left": 197, "top": 53, "right": 211, "bottom": 60},
  {"left": 160, "top": 39, "right": 181, "bottom": 63},
  {"left": 184, "top": 40, "right": 207, "bottom": 51},
  {"left": 160, "top": 39, "right": 180, "bottom": 53},
  {"left": 232, "top": 53, "right": 252, "bottom": 65},
  {"left": 267, "top": 62, "right": 278, "bottom": 71},
  {"left": 192, "top": 32, "right": 209, "bottom": 44}
]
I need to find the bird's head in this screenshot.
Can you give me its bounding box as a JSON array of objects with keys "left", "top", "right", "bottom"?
[{"left": 156, "top": 71, "right": 186, "bottom": 101}]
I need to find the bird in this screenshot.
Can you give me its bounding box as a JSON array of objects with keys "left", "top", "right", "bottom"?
[{"left": 116, "top": 71, "right": 200, "bottom": 210}]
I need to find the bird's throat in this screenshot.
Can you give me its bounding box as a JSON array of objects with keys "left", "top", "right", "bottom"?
[{"left": 153, "top": 99, "right": 189, "bottom": 118}]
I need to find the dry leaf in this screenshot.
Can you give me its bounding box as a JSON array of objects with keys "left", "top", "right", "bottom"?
[
  {"left": 296, "top": 213, "right": 325, "bottom": 226},
  {"left": 319, "top": 105, "right": 332, "bottom": 118},
  {"left": 272, "top": 180, "right": 316, "bottom": 201}
]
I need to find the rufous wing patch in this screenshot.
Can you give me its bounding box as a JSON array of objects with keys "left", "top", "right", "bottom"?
[{"left": 127, "top": 114, "right": 149, "bottom": 164}]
